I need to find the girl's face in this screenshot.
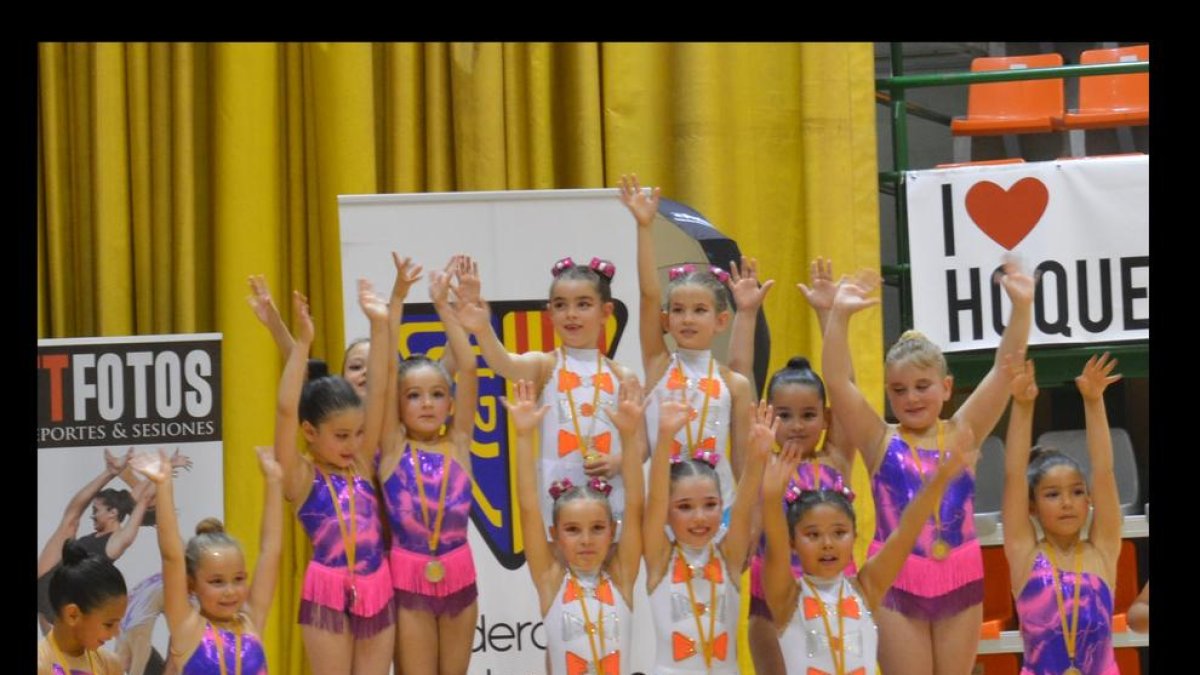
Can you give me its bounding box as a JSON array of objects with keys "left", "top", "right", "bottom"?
[
  {"left": 342, "top": 342, "right": 370, "bottom": 400},
  {"left": 552, "top": 499, "right": 614, "bottom": 574},
  {"left": 65, "top": 595, "right": 127, "bottom": 651},
  {"left": 792, "top": 503, "right": 856, "bottom": 580},
  {"left": 91, "top": 498, "right": 120, "bottom": 534},
  {"left": 662, "top": 284, "right": 729, "bottom": 351},
  {"left": 668, "top": 474, "right": 723, "bottom": 549},
  {"left": 1031, "top": 465, "right": 1090, "bottom": 539},
  {"left": 770, "top": 384, "right": 829, "bottom": 455},
  {"left": 302, "top": 407, "right": 365, "bottom": 469},
  {"left": 188, "top": 546, "right": 249, "bottom": 622},
  {"left": 400, "top": 365, "right": 453, "bottom": 442},
  {"left": 884, "top": 361, "right": 951, "bottom": 432},
  {"left": 548, "top": 279, "right": 613, "bottom": 349}
]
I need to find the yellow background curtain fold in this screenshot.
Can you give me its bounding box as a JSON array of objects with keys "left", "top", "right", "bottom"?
[{"left": 38, "top": 41, "right": 881, "bottom": 675}]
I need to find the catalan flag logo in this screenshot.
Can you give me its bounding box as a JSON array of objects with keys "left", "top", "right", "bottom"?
[{"left": 398, "top": 301, "right": 628, "bottom": 570}]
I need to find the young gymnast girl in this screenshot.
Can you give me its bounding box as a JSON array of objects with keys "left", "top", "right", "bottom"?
[
  {"left": 504, "top": 375, "right": 647, "bottom": 675},
  {"left": 37, "top": 539, "right": 128, "bottom": 675},
  {"left": 642, "top": 392, "right": 776, "bottom": 674},
  {"left": 620, "top": 174, "right": 753, "bottom": 515},
  {"left": 762, "top": 427, "right": 977, "bottom": 675},
  {"left": 822, "top": 262, "right": 1034, "bottom": 675},
  {"left": 1003, "top": 354, "right": 1122, "bottom": 674},
  {"left": 131, "top": 445, "right": 282, "bottom": 675},
  {"left": 455, "top": 254, "right": 639, "bottom": 529},
  {"left": 373, "top": 255, "right": 481, "bottom": 675},
  {"left": 274, "top": 284, "right": 397, "bottom": 675}
]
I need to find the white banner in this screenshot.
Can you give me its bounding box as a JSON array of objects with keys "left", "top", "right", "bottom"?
[
  {"left": 37, "top": 334, "right": 224, "bottom": 675},
  {"left": 905, "top": 155, "right": 1149, "bottom": 353}
]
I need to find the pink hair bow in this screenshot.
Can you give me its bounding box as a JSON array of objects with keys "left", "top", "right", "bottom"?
[
  {"left": 548, "top": 478, "right": 575, "bottom": 500},
  {"left": 551, "top": 257, "right": 577, "bottom": 278},
  {"left": 589, "top": 257, "right": 616, "bottom": 281}
]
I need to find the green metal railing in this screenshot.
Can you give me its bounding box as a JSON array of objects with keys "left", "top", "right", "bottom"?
[{"left": 876, "top": 44, "right": 1150, "bottom": 385}]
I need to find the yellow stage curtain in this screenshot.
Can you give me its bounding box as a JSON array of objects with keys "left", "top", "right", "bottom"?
[{"left": 38, "top": 42, "right": 881, "bottom": 675}]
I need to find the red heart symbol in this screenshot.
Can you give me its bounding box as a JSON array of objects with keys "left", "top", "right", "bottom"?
[{"left": 964, "top": 177, "right": 1049, "bottom": 250}]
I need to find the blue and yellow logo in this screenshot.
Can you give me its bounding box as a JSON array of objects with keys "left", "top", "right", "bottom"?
[{"left": 399, "top": 301, "right": 629, "bottom": 569}]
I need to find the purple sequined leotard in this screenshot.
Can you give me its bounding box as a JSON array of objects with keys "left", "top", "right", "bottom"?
[
  {"left": 868, "top": 430, "right": 983, "bottom": 620},
  {"left": 296, "top": 465, "right": 394, "bottom": 637},
  {"left": 179, "top": 618, "right": 268, "bottom": 675},
  {"left": 383, "top": 443, "right": 478, "bottom": 617},
  {"left": 1016, "top": 551, "right": 1118, "bottom": 675}
]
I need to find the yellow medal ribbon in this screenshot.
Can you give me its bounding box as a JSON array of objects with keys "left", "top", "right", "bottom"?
[
  {"left": 561, "top": 347, "right": 606, "bottom": 457},
  {"left": 679, "top": 355, "right": 716, "bottom": 456},
  {"left": 900, "top": 421, "right": 947, "bottom": 557},
  {"left": 677, "top": 543, "right": 720, "bottom": 668},
  {"left": 569, "top": 569, "right": 608, "bottom": 674},
  {"left": 320, "top": 465, "right": 358, "bottom": 599},
  {"left": 48, "top": 630, "right": 97, "bottom": 675},
  {"left": 210, "top": 617, "right": 243, "bottom": 675},
  {"left": 803, "top": 577, "right": 847, "bottom": 675},
  {"left": 409, "top": 443, "right": 453, "bottom": 561},
  {"left": 1046, "top": 543, "right": 1084, "bottom": 673}
]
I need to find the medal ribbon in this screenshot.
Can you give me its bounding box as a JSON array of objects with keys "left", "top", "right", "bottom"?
[
  {"left": 676, "top": 543, "right": 720, "bottom": 667},
  {"left": 211, "top": 618, "right": 243, "bottom": 675},
  {"left": 678, "top": 355, "right": 716, "bottom": 456},
  {"left": 803, "top": 577, "right": 848, "bottom": 675},
  {"left": 320, "top": 466, "right": 357, "bottom": 590},
  {"left": 410, "top": 444, "right": 453, "bottom": 555},
  {"left": 561, "top": 347, "right": 605, "bottom": 455},
  {"left": 569, "top": 569, "right": 608, "bottom": 674},
  {"left": 900, "top": 420, "right": 946, "bottom": 546},
  {"left": 1046, "top": 544, "right": 1084, "bottom": 671}
]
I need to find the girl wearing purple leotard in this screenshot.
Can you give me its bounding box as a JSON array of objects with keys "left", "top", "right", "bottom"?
[
  {"left": 1003, "top": 354, "right": 1122, "bottom": 675},
  {"left": 823, "top": 260, "right": 1034, "bottom": 675},
  {"left": 275, "top": 283, "right": 401, "bottom": 675},
  {"left": 130, "top": 445, "right": 281, "bottom": 675},
  {"left": 376, "top": 255, "right": 481, "bottom": 675}
]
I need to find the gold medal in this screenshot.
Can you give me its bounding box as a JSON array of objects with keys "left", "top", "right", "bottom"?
[
  {"left": 931, "top": 538, "right": 950, "bottom": 560},
  {"left": 1064, "top": 668, "right": 1082, "bottom": 675},
  {"left": 425, "top": 560, "right": 446, "bottom": 583}
]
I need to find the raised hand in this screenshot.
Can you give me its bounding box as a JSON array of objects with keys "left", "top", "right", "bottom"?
[
  {"left": 601, "top": 377, "right": 648, "bottom": 438},
  {"left": 500, "top": 379, "right": 551, "bottom": 434},
  {"left": 390, "top": 253, "right": 423, "bottom": 304},
  {"left": 995, "top": 256, "right": 1035, "bottom": 308},
  {"left": 105, "top": 447, "right": 132, "bottom": 475},
  {"left": 748, "top": 400, "right": 779, "bottom": 463},
  {"left": 169, "top": 449, "right": 194, "bottom": 475},
  {"left": 358, "top": 278, "right": 390, "bottom": 322},
  {"left": 1075, "top": 352, "right": 1121, "bottom": 402},
  {"left": 453, "top": 255, "right": 481, "bottom": 307},
  {"left": 763, "top": 441, "right": 804, "bottom": 499},
  {"left": 797, "top": 257, "right": 839, "bottom": 312},
  {"left": 831, "top": 275, "right": 881, "bottom": 315},
  {"left": 428, "top": 269, "right": 452, "bottom": 307},
  {"left": 247, "top": 274, "right": 281, "bottom": 326},
  {"left": 728, "top": 256, "right": 775, "bottom": 312},
  {"left": 256, "top": 446, "right": 283, "bottom": 483},
  {"left": 454, "top": 295, "right": 492, "bottom": 335},
  {"left": 1007, "top": 353, "right": 1039, "bottom": 404},
  {"left": 657, "top": 398, "right": 692, "bottom": 438},
  {"left": 130, "top": 449, "right": 172, "bottom": 484},
  {"left": 292, "top": 291, "right": 314, "bottom": 345},
  {"left": 617, "top": 174, "right": 661, "bottom": 229}
]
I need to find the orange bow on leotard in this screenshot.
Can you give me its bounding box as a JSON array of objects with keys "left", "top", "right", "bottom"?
[
  {"left": 672, "top": 552, "right": 723, "bottom": 584},
  {"left": 563, "top": 577, "right": 615, "bottom": 605},
  {"left": 696, "top": 377, "right": 721, "bottom": 397},
  {"left": 558, "top": 430, "right": 613, "bottom": 457},
  {"left": 802, "top": 595, "right": 861, "bottom": 620},
  {"left": 559, "top": 369, "right": 614, "bottom": 394},
  {"left": 672, "top": 631, "right": 729, "bottom": 661},
  {"left": 566, "top": 650, "right": 620, "bottom": 675}
]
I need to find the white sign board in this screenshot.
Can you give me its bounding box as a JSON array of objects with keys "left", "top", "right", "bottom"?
[{"left": 905, "top": 155, "right": 1149, "bottom": 353}]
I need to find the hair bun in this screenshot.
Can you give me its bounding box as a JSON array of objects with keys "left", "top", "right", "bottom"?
[
  {"left": 897, "top": 329, "right": 929, "bottom": 343},
  {"left": 195, "top": 518, "right": 226, "bottom": 536},
  {"left": 61, "top": 538, "right": 90, "bottom": 566},
  {"left": 307, "top": 358, "right": 330, "bottom": 381},
  {"left": 786, "top": 356, "right": 813, "bottom": 371}
]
